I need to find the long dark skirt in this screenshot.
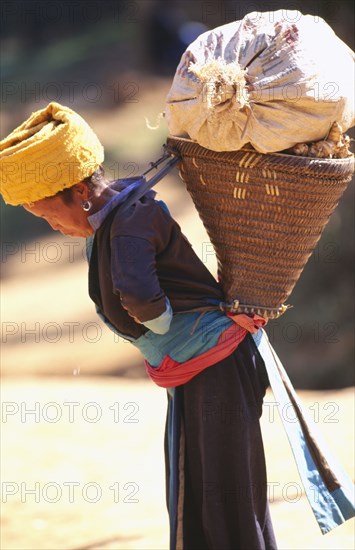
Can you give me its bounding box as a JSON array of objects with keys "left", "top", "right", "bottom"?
[{"left": 164, "top": 334, "right": 278, "bottom": 550}]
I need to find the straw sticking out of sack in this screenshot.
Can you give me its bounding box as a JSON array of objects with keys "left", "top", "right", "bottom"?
[{"left": 188, "top": 58, "right": 249, "bottom": 111}]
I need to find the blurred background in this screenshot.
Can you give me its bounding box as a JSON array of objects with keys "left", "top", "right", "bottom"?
[
  {"left": 0, "top": 1, "right": 354, "bottom": 549},
  {"left": 1, "top": 0, "right": 354, "bottom": 387}
]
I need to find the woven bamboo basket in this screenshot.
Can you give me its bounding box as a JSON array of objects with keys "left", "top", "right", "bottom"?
[{"left": 166, "top": 136, "right": 354, "bottom": 319}]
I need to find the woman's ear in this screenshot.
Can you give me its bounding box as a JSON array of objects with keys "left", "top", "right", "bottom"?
[{"left": 71, "top": 181, "right": 90, "bottom": 201}]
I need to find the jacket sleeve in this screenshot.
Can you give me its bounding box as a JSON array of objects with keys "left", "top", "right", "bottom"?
[
  {"left": 142, "top": 296, "right": 173, "bottom": 334},
  {"left": 110, "top": 235, "right": 169, "bottom": 325}
]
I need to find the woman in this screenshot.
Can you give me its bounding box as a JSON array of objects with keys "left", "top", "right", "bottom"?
[{"left": 0, "top": 102, "right": 277, "bottom": 549}]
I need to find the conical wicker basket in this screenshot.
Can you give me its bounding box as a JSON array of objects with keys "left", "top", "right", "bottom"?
[{"left": 166, "top": 136, "right": 354, "bottom": 319}]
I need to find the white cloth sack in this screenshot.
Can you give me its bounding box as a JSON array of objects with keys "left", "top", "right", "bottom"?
[{"left": 165, "top": 10, "right": 354, "bottom": 153}]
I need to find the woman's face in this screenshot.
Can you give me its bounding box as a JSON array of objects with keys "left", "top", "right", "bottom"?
[{"left": 23, "top": 187, "right": 94, "bottom": 238}]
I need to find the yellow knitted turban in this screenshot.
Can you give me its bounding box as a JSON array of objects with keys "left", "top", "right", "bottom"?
[{"left": 0, "top": 102, "right": 104, "bottom": 205}]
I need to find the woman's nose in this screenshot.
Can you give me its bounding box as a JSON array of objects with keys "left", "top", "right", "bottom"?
[{"left": 48, "top": 221, "right": 60, "bottom": 231}]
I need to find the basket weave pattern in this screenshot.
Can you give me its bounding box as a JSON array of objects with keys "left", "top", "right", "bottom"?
[{"left": 167, "top": 137, "right": 354, "bottom": 318}]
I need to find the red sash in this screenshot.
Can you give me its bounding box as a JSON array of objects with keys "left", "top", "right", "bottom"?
[{"left": 145, "top": 314, "right": 266, "bottom": 388}]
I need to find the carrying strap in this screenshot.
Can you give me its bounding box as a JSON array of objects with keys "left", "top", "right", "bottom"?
[
  {"left": 115, "top": 155, "right": 180, "bottom": 214},
  {"left": 253, "top": 329, "right": 355, "bottom": 534}
]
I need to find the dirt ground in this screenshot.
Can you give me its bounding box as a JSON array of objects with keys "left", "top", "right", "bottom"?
[
  {"left": 2, "top": 236, "right": 354, "bottom": 550},
  {"left": 1, "top": 378, "right": 354, "bottom": 550},
  {"left": 1, "top": 247, "right": 354, "bottom": 549}
]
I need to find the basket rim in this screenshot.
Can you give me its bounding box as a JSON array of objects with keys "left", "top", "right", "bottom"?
[{"left": 166, "top": 135, "right": 355, "bottom": 168}]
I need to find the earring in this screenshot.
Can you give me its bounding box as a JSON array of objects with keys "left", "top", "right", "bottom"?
[{"left": 81, "top": 200, "right": 92, "bottom": 212}]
